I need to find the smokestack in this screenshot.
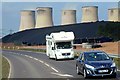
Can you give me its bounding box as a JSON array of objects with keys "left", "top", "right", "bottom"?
[
  {"left": 61, "top": 10, "right": 76, "bottom": 25},
  {"left": 108, "top": 8, "right": 120, "bottom": 22},
  {"left": 19, "top": 10, "right": 35, "bottom": 31},
  {"left": 81, "top": 6, "right": 98, "bottom": 23},
  {"left": 35, "top": 7, "right": 53, "bottom": 28}
]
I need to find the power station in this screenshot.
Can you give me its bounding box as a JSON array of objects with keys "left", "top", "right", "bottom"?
[
  {"left": 19, "top": 10, "right": 35, "bottom": 31},
  {"left": 81, "top": 6, "right": 98, "bottom": 23},
  {"left": 61, "top": 10, "right": 76, "bottom": 25},
  {"left": 35, "top": 7, "right": 53, "bottom": 28},
  {"left": 19, "top": 6, "right": 120, "bottom": 31},
  {"left": 108, "top": 8, "right": 120, "bottom": 22}
]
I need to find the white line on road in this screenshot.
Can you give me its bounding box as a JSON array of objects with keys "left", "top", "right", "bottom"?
[
  {"left": 117, "top": 69, "right": 120, "bottom": 72},
  {"left": 51, "top": 72, "right": 73, "bottom": 77},
  {"left": 10, "top": 52, "right": 59, "bottom": 73},
  {"left": 33, "top": 58, "right": 39, "bottom": 61},
  {"left": 38, "top": 60, "right": 44, "bottom": 63},
  {"left": 50, "top": 67, "right": 59, "bottom": 73},
  {"left": 44, "top": 63, "right": 50, "bottom": 67}
]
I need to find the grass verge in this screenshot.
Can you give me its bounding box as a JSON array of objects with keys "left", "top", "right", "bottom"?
[
  {"left": 19, "top": 48, "right": 46, "bottom": 53},
  {"left": 2, "top": 56, "right": 10, "bottom": 78}
]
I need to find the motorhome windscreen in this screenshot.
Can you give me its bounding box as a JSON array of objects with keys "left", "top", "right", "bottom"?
[{"left": 56, "top": 42, "right": 72, "bottom": 49}]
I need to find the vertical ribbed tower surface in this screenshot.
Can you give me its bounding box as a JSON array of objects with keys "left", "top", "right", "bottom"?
[
  {"left": 108, "top": 8, "right": 120, "bottom": 22},
  {"left": 19, "top": 10, "right": 35, "bottom": 31},
  {"left": 81, "top": 6, "right": 98, "bottom": 23},
  {"left": 61, "top": 10, "right": 76, "bottom": 25},
  {"left": 35, "top": 7, "right": 53, "bottom": 28}
]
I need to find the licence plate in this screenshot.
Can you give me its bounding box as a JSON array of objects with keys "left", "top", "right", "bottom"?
[{"left": 98, "top": 70, "right": 108, "bottom": 73}]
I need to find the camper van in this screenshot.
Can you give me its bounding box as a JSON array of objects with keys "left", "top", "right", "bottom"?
[{"left": 46, "top": 31, "right": 75, "bottom": 60}]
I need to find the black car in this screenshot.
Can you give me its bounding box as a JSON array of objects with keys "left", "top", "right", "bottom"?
[{"left": 76, "top": 51, "right": 117, "bottom": 78}]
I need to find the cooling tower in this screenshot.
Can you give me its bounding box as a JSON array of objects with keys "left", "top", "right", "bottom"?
[
  {"left": 35, "top": 7, "right": 53, "bottom": 28},
  {"left": 61, "top": 10, "right": 76, "bottom": 25},
  {"left": 19, "top": 10, "right": 35, "bottom": 31},
  {"left": 81, "top": 6, "right": 98, "bottom": 23},
  {"left": 108, "top": 8, "right": 120, "bottom": 22}
]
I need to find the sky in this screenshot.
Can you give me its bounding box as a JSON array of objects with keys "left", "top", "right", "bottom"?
[{"left": 1, "top": 1, "right": 120, "bottom": 37}]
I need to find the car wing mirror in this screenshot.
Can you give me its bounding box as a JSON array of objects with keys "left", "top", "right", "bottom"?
[
  {"left": 52, "top": 47, "right": 55, "bottom": 50},
  {"left": 79, "top": 60, "right": 84, "bottom": 63},
  {"left": 111, "top": 57, "right": 114, "bottom": 60}
]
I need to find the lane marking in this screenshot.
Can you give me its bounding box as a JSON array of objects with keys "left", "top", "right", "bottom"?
[
  {"left": 51, "top": 72, "right": 73, "bottom": 77},
  {"left": 3, "top": 56, "right": 12, "bottom": 78},
  {"left": 38, "top": 60, "right": 44, "bottom": 63},
  {"left": 33, "top": 58, "right": 39, "bottom": 61},
  {"left": 5, "top": 52, "right": 60, "bottom": 74},
  {"left": 50, "top": 67, "right": 59, "bottom": 73},
  {"left": 44, "top": 63, "right": 50, "bottom": 67},
  {"left": 117, "top": 69, "right": 120, "bottom": 72}
]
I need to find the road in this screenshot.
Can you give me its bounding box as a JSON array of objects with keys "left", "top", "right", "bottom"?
[{"left": 2, "top": 50, "right": 120, "bottom": 80}]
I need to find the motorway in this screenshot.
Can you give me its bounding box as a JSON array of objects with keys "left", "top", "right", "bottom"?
[{"left": 2, "top": 50, "right": 120, "bottom": 80}]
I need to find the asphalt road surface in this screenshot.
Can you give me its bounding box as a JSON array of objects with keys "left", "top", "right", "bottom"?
[{"left": 2, "top": 50, "right": 120, "bottom": 80}]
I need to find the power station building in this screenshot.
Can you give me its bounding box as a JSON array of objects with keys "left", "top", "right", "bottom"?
[
  {"left": 19, "top": 10, "right": 35, "bottom": 31},
  {"left": 18, "top": 6, "right": 120, "bottom": 32},
  {"left": 108, "top": 8, "right": 120, "bottom": 22},
  {"left": 81, "top": 6, "right": 98, "bottom": 23},
  {"left": 35, "top": 7, "right": 53, "bottom": 28},
  {"left": 61, "top": 10, "right": 76, "bottom": 25}
]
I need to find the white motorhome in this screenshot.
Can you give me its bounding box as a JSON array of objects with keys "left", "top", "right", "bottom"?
[{"left": 46, "top": 31, "right": 75, "bottom": 60}]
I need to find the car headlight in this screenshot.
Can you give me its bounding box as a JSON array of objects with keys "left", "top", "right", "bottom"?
[
  {"left": 85, "top": 64, "right": 94, "bottom": 70},
  {"left": 111, "top": 63, "right": 116, "bottom": 67}
]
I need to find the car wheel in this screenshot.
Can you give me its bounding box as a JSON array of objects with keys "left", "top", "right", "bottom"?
[
  {"left": 55, "top": 55, "right": 58, "bottom": 61},
  {"left": 83, "top": 69, "right": 88, "bottom": 78},
  {"left": 76, "top": 66, "right": 80, "bottom": 75},
  {"left": 48, "top": 54, "right": 51, "bottom": 59},
  {"left": 112, "top": 73, "right": 116, "bottom": 78}
]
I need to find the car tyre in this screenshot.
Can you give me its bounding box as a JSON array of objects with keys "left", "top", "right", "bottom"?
[
  {"left": 83, "top": 69, "right": 88, "bottom": 78},
  {"left": 55, "top": 54, "right": 58, "bottom": 61},
  {"left": 76, "top": 66, "right": 80, "bottom": 75},
  {"left": 48, "top": 54, "right": 51, "bottom": 59},
  {"left": 112, "top": 73, "right": 116, "bottom": 78}
]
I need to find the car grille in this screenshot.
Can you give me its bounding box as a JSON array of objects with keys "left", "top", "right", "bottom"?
[
  {"left": 94, "top": 68, "right": 111, "bottom": 74},
  {"left": 62, "top": 53, "right": 70, "bottom": 56}
]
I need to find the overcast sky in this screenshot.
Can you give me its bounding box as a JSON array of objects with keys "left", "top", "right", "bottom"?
[{"left": 1, "top": 1, "right": 119, "bottom": 37}]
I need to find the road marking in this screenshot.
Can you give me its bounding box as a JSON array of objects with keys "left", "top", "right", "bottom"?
[
  {"left": 50, "top": 67, "right": 59, "bottom": 73},
  {"left": 44, "top": 63, "right": 50, "bottom": 67},
  {"left": 117, "top": 69, "right": 120, "bottom": 72},
  {"left": 28, "top": 56, "right": 33, "bottom": 59},
  {"left": 7, "top": 52, "right": 60, "bottom": 73},
  {"left": 51, "top": 72, "right": 73, "bottom": 77},
  {"left": 3, "top": 56, "right": 12, "bottom": 78},
  {"left": 33, "top": 58, "right": 39, "bottom": 61},
  {"left": 38, "top": 60, "right": 44, "bottom": 63},
  {"left": 24, "top": 55, "right": 29, "bottom": 57}
]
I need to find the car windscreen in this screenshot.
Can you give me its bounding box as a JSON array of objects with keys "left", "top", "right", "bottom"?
[
  {"left": 84, "top": 52, "right": 110, "bottom": 61},
  {"left": 56, "top": 42, "right": 72, "bottom": 49}
]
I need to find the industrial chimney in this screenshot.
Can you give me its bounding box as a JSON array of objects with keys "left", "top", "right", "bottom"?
[
  {"left": 19, "top": 10, "right": 35, "bottom": 31},
  {"left": 61, "top": 10, "right": 76, "bottom": 25},
  {"left": 35, "top": 7, "right": 53, "bottom": 28},
  {"left": 108, "top": 8, "right": 120, "bottom": 22},
  {"left": 81, "top": 6, "right": 98, "bottom": 23}
]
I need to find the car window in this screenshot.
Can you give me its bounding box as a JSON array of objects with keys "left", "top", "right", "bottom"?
[{"left": 84, "top": 52, "right": 110, "bottom": 61}]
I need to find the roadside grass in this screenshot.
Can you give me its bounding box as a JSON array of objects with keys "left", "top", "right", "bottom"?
[
  {"left": 2, "top": 56, "right": 10, "bottom": 78},
  {"left": 19, "top": 48, "right": 46, "bottom": 53}
]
